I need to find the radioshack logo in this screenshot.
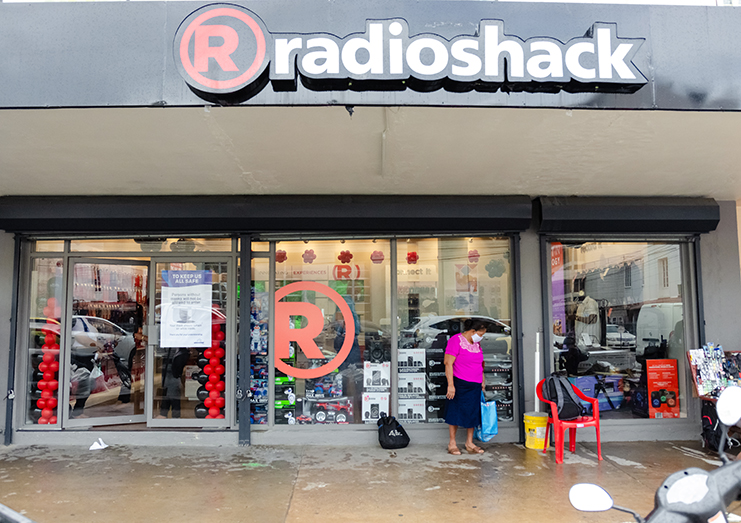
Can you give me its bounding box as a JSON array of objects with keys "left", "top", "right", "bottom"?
[
  {"left": 274, "top": 281, "right": 355, "bottom": 380},
  {"left": 175, "top": 5, "right": 270, "bottom": 94},
  {"left": 174, "top": 4, "right": 647, "bottom": 101}
]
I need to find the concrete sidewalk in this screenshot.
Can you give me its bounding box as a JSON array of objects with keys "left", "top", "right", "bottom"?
[{"left": 0, "top": 440, "right": 737, "bottom": 523}]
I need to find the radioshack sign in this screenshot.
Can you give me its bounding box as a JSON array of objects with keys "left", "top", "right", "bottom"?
[{"left": 174, "top": 4, "right": 646, "bottom": 100}]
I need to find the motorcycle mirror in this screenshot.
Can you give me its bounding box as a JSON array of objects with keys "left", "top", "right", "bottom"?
[
  {"left": 716, "top": 386, "right": 741, "bottom": 427},
  {"left": 569, "top": 484, "right": 614, "bottom": 512}
]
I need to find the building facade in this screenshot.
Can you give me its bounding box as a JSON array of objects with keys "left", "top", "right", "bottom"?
[{"left": 0, "top": 0, "right": 740, "bottom": 446}]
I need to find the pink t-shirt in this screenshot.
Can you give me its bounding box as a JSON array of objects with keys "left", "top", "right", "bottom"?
[{"left": 445, "top": 333, "right": 484, "bottom": 383}]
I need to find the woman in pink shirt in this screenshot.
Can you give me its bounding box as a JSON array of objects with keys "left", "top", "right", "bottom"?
[{"left": 445, "top": 319, "right": 487, "bottom": 455}]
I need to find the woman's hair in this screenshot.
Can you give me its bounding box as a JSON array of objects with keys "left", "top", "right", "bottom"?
[{"left": 463, "top": 318, "right": 488, "bottom": 332}]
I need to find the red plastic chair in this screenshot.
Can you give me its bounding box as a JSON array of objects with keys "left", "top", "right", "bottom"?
[{"left": 536, "top": 378, "right": 603, "bottom": 464}]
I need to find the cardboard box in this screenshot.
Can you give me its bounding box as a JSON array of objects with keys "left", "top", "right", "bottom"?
[
  {"left": 398, "top": 349, "right": 425, "bottom": 372},
  {"left": 362, "top": 392, "right": 389, "bottom": 422},
  {"left": 647, "top": 359, "right": 680, "bottom": 419},
  {"left": 363, "top": 361, "right": 391, "bottom": 391},
  {"left": 398, "top": 398, "right": 426, "bottom": 423},
  {"left": 397, "top": 372, "right": 426, "bottom": 397}
]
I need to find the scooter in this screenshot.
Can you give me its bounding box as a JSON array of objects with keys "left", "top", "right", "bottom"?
[{"left": 569, "top": 385, "right": 741, "bottom": 523}]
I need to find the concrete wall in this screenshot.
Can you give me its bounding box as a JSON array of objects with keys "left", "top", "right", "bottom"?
[
  {"left": 701, "top": 201, "right": 741, "bottom": 345},
  {"left": 0, "top": 231, "right": 15, "bottom": 439}
]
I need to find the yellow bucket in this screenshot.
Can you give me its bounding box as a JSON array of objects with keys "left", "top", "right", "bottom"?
[{"left": 524, "top": 412, "right": 549, "bottom": 450}]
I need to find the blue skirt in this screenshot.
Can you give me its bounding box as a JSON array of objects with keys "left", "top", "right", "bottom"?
[{"left": 445, "top": 377, "right": 482, "bottom": 428}]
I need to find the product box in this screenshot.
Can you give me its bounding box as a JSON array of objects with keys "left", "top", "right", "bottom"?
[
  {"left": 306, "top": 374, "right": 342, "bottom": 398},
  {"left": 362, "top": 392, "right": 389, "bottom": 423},
  {"left": 398, "top": 349, "right": 425, "bottom": 372},
  {"left": 397, "top": 372, "right": 426, "bottom": 397},
  {"left": 398, "top": 398, "right": 426, "bottom": 423},
  {"left": 647, "top": 359, "right": 680, "bottom": 419},
  {"left": 425, "top": 398, "right": 446, "bottom": 423},
  {"left": 275, "top": 386, "right": 297, "bottom": 405},
  {"left": 308, "top": 398, "right": 353, "bottom": 424},
  {"left": 567, "top": 376, "right": 625, "bottom": 412},
  {"left": 426, "top": 355, "right": 445, "bottom": 371},
  {"left": 425, "top": 377, "right": 446, "bottom": 397},
  {"left": 274, "top": 405, "right": 295, "bottom": 424},
  {"left": 275, "top": 376, "right": 296, "bottom": 386},
  {"left": 363, "top": 361, "right": 391, "bottom": 391}
]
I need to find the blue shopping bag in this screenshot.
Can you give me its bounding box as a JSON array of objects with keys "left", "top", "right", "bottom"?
[{"left": 475, "top": 392, "right": 498, "bottom": 442}]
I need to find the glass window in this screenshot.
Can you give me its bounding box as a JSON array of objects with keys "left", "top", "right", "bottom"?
[
  {"left": 397, "top": 237, "right": 514, "bottom": 424},
  {"left": 152, "top": 261, "right": 230, "bottom": 423},
  {"left": 273, "top": 240, "right": 391, "bottom": 425},
  {"left": 250, "top": 258, "right": 269, "bottom": 425},
  {"left": 25, "top": 258, "right": 64, "bottom": 426},
  {"left": 550, "top": 241, "right": 687, "bottom": 420},
  {"left": 31, "top": 241, "right": 64, "bottom": 253},
  {"left": 252, "top": 242, "right": 269, "bottom": 252},
  {"left": 68, "top": 262, "right": 148, "bottom": 423},
  {"left": 70, "top": 238, "right": 232, "bottom": 253}
]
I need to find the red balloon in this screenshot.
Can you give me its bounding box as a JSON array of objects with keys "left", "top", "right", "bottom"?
[
  {"left": 38, "top": 417, "right": 48, "bottom": 425},
  {"left": 214, "top": 365, "right": 225, "bottom": 376},
  {"left": 46, "top": 318, "right": 56, "bottom": 324},
  {"left": 203, "top": 349, "right": 213, "bottom": 359},
  {"left": 46, "top": 398, "right": 58, "bottom": 409},
  {"left": 203, "top": 365, "right": 213, "bottom": 375},
  {"left": 215, "top": 381, "right": 225, "bottom": 392},
  {"left": 208, "top": 407, "right": 220, "bottom": 417},
  {"left": 43, "top": 372, "right": 54, "bottom": 381},
  {"left": 49, "top": 361, "right": 59, "bottom": 372},
  {"left": 212, "top": 323, "right": 221, "bottom": 331},
  {"left": 41, "top": 408, "right": 53, "bottom": 419},
  {"left": 38, "top": 380, "right": 48, "bottom": 391},
  {"left": 42, "top": 353, "right": 55, "bottom": 363},
  {"left": 47, "top": 380, "right": 59, "bottom": 391},
  {"left": 36, "top": 399, "right": 47, "bottom": 409},
  {"left": 47, "top": 297, "right": 57, "bottom": 308},
  {"left": 214, "top": 348, "right": 225, "bottom": 359},
  {"left": 215, "top": 331, "right": 225, "bottom": 342},
  {"left": 51, "top": 344, "right": 60, "bottom": 352},
  {"left": 205, "top": 382, "right": 215, "bottom": 391},
  {"left": 209, "top": 374, "right": 219, "bottom": 383},
  {"left": 45, "top": 334, "right": 55, "bottom": 344},
  {"left": 41, "top": 344, "right": 51, "bottom": 352},
  {"left": 42, "top": 307, "right": 51, "bottom": 317},
  {"left": 49, "top": 416, "right": 57, "bottom": 424},
  {"left": 41, "top": 390, "right": 52, "bottom": 399},
  {"left": 211, "top": 340, "right": 221, "bottom": 349},
  {"left": 204, "top": 398, "right": 214, "bottom": 408},
  {"left": 215, "top": 397, "right": 225, "bottom": 408},
  {"left": 216, "top": 414, "right": 225, "bottom": 419},
  {"left": 209, "top": 358, "right": 220, "bottom": 367},
  {"left": 209, "top": 390, "right": 220, "bottom": 399},
  {"left": 205, "top": 415, "right": 214, "bottom": 419},
  {"left": 38, "top": 362, "right": 49, "bottom": 373}
]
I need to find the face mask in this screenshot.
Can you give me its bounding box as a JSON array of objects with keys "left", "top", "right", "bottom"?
[{"left": 472, "top": 333, "right": 484, "bottom": 343}]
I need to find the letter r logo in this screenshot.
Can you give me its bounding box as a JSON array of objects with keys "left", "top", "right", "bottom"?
[
  {"left": 194, "top": 25, "right": 240, "bottom": 72},
  {"left": 175, "top": 5, "right": 270, "bottom": 94},
  {"left": 273, "top": 282, "right": 356, "bottom": 379}
]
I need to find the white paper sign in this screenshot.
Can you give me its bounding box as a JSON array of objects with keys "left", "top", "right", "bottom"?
[{"left": 161, "top": 270, "right": 212, "bottom": 348}]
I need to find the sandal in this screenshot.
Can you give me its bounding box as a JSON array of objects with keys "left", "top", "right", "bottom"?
[
  {"left": 465, "top": 444, "right": 484, "bottom": 454},
  {"left": 447, "top": 445, "right": 462, "bottom": 455}
]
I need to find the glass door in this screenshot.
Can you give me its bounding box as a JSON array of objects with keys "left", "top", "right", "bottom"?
[
  {"left": 63, "top": 260, "right": 149, "bottom": 427},
  {"left": 147, "top": 259, "right": 232, "bottom": 427}
]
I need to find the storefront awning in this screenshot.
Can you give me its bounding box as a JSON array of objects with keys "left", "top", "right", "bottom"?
[
  {"left": 0, "top": 195, "right": 533, "bottom": 235},
  {"left": 537, "top": 197, "right": 720, "bottom": 234}
]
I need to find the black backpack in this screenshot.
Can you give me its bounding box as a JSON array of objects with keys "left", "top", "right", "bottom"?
[
  {"left": 543, "top": 375, "right": 587, "bottom": 420},
  {"left": 701, "top": 400, "right": 737, "bottom": 452},
  {"left": 377, "top": 413, "right": 410, "bottom": 449}
]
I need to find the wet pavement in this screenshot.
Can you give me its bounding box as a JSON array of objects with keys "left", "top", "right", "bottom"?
[{"left": 0, "top": 440, "right": 738, "bottom": 523}]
